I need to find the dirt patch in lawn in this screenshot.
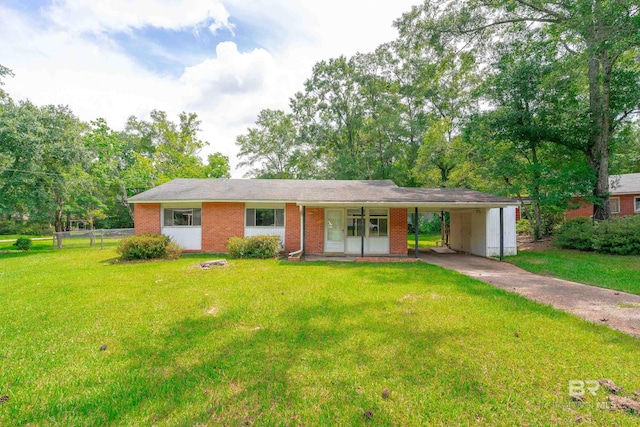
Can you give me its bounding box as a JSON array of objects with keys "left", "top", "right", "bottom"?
[{"left": 517, "top": 235, "right": 555, "bottom": 252}]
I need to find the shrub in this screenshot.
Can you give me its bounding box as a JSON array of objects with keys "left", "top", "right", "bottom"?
[
  {"left": 165, "top": 241, "right": 184, "bottom": 260},
  {"left": 13, "top": 237, "right": 32, "bottom": 251},
  {"left": 516, "top": 219, "right": 532, "bottom": 235},
  {"left": 116, "top": 233, "right": 182, "bottom": 261},
  {"left": 554, "top": 217, "right": 595, "bottom": 251},
  {"left": 226, "top": 235, "right": 280, "bottom": 259},
  {"left": 593, "top": 215, "right": 640, "bottom": 255}
]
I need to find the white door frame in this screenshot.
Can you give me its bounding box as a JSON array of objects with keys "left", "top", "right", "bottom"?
[{"left": 324, "top": 208, "right": 345, "bottom": 253}]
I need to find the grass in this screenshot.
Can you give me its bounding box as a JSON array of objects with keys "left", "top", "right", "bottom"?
[
  {"left": 1, "top": 242, "right": 640, "bottom": 425},
  {"left": 0, "top": 234, "right": 49, "bottom": 241},
  {"left": 509, "top": 249, "right": 640, "bottom": 296},
  {"left": 407, "top": 233, "right": 441, "bottom": 249}
]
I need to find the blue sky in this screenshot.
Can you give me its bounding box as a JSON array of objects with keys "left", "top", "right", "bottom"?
[{"left": 0, "top": 0, "right": 419, "bottom": 175}]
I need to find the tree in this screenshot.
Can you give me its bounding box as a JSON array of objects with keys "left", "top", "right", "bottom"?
[
  {"left": 466, "top": 38, "right": 592, "bottom": 238},
  {"left": 203, "top": 152, "right": 231, "bottom": 178},
  {"left": 0, "top": 64, "right": 13, "bottom": 99},
  {"left": 400, "top": 0, "right": 640, "bottom": 220},
  {"left": 236, "top": 109, "right": 314, "bottom": 178}
]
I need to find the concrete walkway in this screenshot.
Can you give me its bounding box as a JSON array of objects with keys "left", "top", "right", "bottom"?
[{"left": 419, "top": 251, "right": 640, "bottom": 338}]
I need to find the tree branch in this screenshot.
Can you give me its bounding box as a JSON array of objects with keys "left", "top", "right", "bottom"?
[{"left": 457, "top": 17, "right": 563, "bottom": 35}]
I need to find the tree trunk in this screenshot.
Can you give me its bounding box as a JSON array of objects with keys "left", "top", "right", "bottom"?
[
  {"left": 586, "top": 38, "right": 612, "bottom": 220},
  {"left": 121, "top": 184, "right": 135, "bottom": 222}
]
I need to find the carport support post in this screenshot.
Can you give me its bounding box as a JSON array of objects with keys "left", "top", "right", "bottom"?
[
  {"left": 499, "top": 207, "right": 504, "bottom": 262},
  {"left": 414, "top": 208, "right": 419, "bottom": 258},
  {"left": 360, "top": 207, "right": 365, "bottom": 258}
]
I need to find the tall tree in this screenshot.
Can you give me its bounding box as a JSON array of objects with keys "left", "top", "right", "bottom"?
[
  {"left": 399, "top": 0, "right": 640, "bottom": 219},
  {"left": 236, "top": 109, "right": 309, "bottom": 178},
  {"left": 466, "top": 37, "right": 593, "bottom": 238},
  {"left": 203, "top": 152, "right": 231, "bottom": 178}
]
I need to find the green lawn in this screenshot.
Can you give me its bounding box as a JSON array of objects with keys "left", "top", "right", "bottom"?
[
  {"left": 407, "top": 233, "right": 441, "bottom": 249},
  {"left": 509, "top": 249, "right": 640, "bottom": 296},
  {"left": 1, "top": 243, "right": 640, "bottom": 425},
  {"left": 0, "top": 234, "right": 49, "bottom": 241}
]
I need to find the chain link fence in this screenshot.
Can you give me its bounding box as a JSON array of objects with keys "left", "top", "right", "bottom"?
[{"left": 52, "top": 228, "right": 134, "bottom": 249}]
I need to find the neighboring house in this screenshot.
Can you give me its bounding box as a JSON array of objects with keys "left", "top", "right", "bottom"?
[
  {"left": 566, "top": 173, "right": 640, "bottom": 219},
  {"left": 129, "top": 179, "right": 517, "bottom": 258}
]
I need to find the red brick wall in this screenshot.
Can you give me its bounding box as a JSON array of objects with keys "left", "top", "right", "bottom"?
[
  {"left": 619, "top": 195, "right": 639, "bottom": 216},
  {"left": 566, "top": 195, "right": 640, "bottom": 219},
  {"left": 133, "top": 203, "right": 161, "bottom": 234},
  {"left": 305, "top": 208, "right": 324, "bottom": 254},
  {"left": 201, "top": 202, "right": 244, "bottom": 252},
  {"left": 285, "top": 203, "right": 301, "bottom": 253},
  {"left": 389, "top": 208, "right": 408, "bottom": 255}
]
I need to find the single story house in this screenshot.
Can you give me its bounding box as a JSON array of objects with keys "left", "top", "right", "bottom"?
[
  {"left": 129, "top": 179, "right": 517, "bottom": 258},
  {"left": 566, "top": 173, "right": 640, "bottom": 219}
]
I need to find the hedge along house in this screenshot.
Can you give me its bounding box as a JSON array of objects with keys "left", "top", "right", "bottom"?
[{"left": 129, "top": 179, "right": 517, "bottom": 258}]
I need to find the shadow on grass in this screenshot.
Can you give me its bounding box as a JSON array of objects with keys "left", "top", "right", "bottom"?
[{"left": 34, "top": 297, "right": 479, "bottom": 425}]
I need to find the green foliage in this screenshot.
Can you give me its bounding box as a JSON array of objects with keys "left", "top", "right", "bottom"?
[
  {"left": 516, "top": 219, "right": 531, "bottom": 235},
  {"left": 0, "top": 221, "right": 51, "bottom": 236},
  {"left": 226, "top": 235, "right": 280, "bottom": 259},
  {"left": 203, "top": 152, "right": 231, "bottom": 178},
  {"left": 554, "top": 217, "right": 595, "bottom": 251},
  {"left": 116, "top": 233, "right": 182, "bottom": 261},
  {"left": 419, "top": 214, "right": 442, "bottom": 235},
  {"left": 12, "top": 237, "right": 32, "bottom": 251},
  {"left": 593, "top": 215, "right": 640, "bottom": 255}
]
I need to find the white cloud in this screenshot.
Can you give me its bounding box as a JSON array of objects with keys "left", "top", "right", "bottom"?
[
  {"left": 181, "top": 42, "right": 276, "bottom": 100},
  {"left": 45, "top": 0, "right": 234, "bottom": 34},
  {"left": 2, "top": 1, "right": 422, "bottom": 176}
]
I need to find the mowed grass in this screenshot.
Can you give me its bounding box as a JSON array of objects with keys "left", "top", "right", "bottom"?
[
  {"left": 407, "top": 233, "right": 441, "bottom": 249},
  {"left": 1, "top": 243, "right": 640, "bottom": 426},
  {"left": 509, "top": 249, "right": 640, "bottom": 296}
]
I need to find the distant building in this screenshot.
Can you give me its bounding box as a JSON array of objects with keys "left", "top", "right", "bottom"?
[{"left": 566, "top": 173, "right": 640, "bottom": 219}]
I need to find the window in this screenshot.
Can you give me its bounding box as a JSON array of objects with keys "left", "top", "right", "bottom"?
[
  {"left": 368, "top": 209, "right": 388, "bottom": 237},
  {"left": 346, "top": 208, "right": 388, "bottom": 237},
  {"left": 635, "top": 197, "right": 640, "bottom": 213},
  {"left": 347, "top": 209, "right": 364, "bottom": 237},
  {"left": 246, "top": 208, "right": 284, "bottom": 227},
  {"left": 609, "top": 197, "right": 620, "bottom": 214},
  {"left": 163, "top": 208, "right": 201, "bottom": 226}
]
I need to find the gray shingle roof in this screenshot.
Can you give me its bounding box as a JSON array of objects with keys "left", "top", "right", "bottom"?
[
  {"left": 129, "top": 178, "right": 515, "bottom": 206},
  {"left": 610, "top": 173, "right": 640, "bottom": 195}
]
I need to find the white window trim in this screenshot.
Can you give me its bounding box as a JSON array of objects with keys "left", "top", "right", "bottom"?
[
  {"left": 162, "top": 207, "right": 202, "bottom": 227},
  {"left": 610, "top": 197, "right": 620, "bottom": 214},
  {"left": 346, "top": 208, "right": 389, "bottom": 238},
  {"left": 245, "top": 207, "right": 286, "bottom": 228}
]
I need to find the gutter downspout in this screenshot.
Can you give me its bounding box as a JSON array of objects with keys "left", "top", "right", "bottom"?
[{"left": 288, "top": 206, "right": 305, "bottom": 258}]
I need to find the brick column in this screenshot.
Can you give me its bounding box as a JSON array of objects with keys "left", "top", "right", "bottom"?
[
  {"left": 305, "top": 208, "right": 324, "bottom": 254},
  {"left": 284, "top": 203, "right": 301, "bottom": 253},
  {"left": 389, "top": 208, "right": 408, "bottom": 255}
]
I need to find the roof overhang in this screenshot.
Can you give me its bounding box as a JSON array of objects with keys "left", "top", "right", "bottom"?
[
  {"left": 298, "top": 201, "right": 516, "bottom": 209},
  {"left": 130, "top": 199, "right": 515, "bottom": 209}
]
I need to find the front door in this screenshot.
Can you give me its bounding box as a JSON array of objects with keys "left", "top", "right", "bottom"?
[{"left": 325, "top": 209, "right": 345, "bottom": 253}]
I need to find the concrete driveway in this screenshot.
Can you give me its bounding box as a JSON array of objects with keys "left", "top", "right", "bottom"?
[{"left": 419, "top": 251, "right": 640, "bottom": 338}]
